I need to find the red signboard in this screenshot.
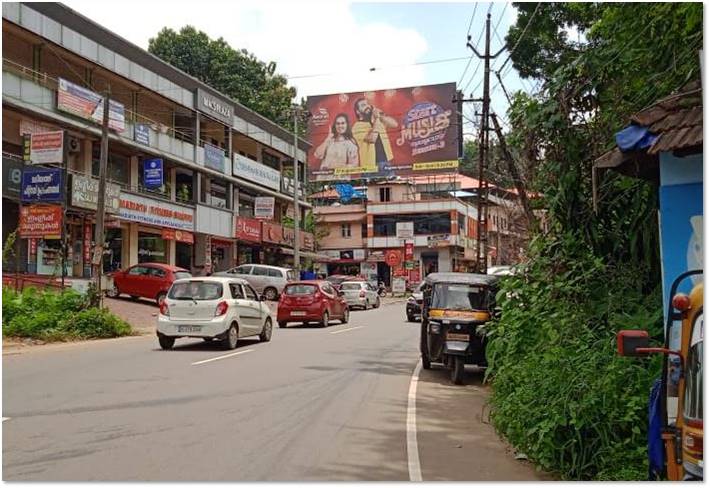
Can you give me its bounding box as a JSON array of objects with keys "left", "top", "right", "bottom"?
[
  {"left": 84, "top": 223, "right": 92, "bottom": 263},
  {"left": 19, "top": 205, "right": 62, "bottom": 238},
  {"left": 306, "top": 82, "right": 460, "bottom": 181},
  {"left": 235, "top": 217, "right": 262, "bottom": 243},
  {"left": 262, "top": 221, "right": 284, "bottom": 244},
  {"left": 385, "top": 249, "right": 402, "bottom": 268},
  {"left": 409, "top": 269, "right": 421, "bottom": 283},
  {"left": 161, "top": 229, "right": 195, "bottom": 244},
  {"left": 404, "top": 242, "right": 414, "bottom": 260},
  {"left": 301, "top": 232, "right": 315, "bottom": 251},
  {"left": 29, "top": 238, "right": 37, "bottom": 257}
]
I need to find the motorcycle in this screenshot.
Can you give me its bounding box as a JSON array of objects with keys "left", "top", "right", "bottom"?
[{"left": 377, "top": 282, "right": 387, "bottom": 297}]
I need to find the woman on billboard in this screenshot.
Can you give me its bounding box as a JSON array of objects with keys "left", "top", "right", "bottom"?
[{"left": 314, "top": 113, "right": 359, "bottom": 172}]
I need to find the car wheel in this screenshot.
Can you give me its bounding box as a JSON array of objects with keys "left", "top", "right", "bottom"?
[
  {"left": 158, "top": 335, "right": 175, "bottom": 350},
  {"left": 223, "top": 324, "right": 238, "bottom": 350},
  {"left": 259, "top": 318, "right": 273, "bottom": 342},
  {"left": 264, "top": 287, "right": 278, "bottom": 301},
  {"left": 278, "top": 321, "right": 288, "bottom": 328},
  {"left": 156, "top": 291, "right": 167, "bottom": 305},
  {"left": 341, "top": 308, "right": 349, "bottom": 324},
  {"left": 106, "top": 284, "right": 120, "bottom": 298},
  {"left": 451, "top": 356, "right": 465, "bottom": 385},
  {"left": 320, "top": 310, "right": 329, "bottom": 328},
  {"left": 375, "top": 297, "right": 381, "bottom": 308}
]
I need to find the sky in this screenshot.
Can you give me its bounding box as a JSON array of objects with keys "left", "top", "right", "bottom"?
[{"left": 63, "top": 0, "right": 534, "bottom": 138}]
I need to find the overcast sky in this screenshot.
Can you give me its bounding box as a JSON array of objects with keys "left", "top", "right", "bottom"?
[{"left": 63, "top": 0, "right": 533, "bottom": 137}]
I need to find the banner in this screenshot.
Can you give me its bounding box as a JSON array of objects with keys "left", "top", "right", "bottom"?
[
  {"left": 134, "top": 124, "right": 150, "bottom": 145},
  {"left": 57, "top": 78, "right": 125, "bottom": 132},
  {"left": 203, "top": 142, "right": 225, "bottom": 172},
  {"left": 71, "top": 174, "right": 121, "bottom": 213},
  {"left": 262, "top": 221, "right": 284, "bottom": 244},
  {"left": 233, "top": 153, "right": 280, "bottom": 191},
  {"left": 254, "top": 196, "right": 275, "bottom": 220},
  {"left": 19, "top": 205, "right": 63, "bottom": 238},
  {"left": 21, "top": 168, "right": 63, "bottom": 202},
  {"left": 396, "top": 222, "right": 414, "bottom": 240},
  {"left": 29, "top": 131, "right": 64, "bottom": 164},
  {"left": 143, "top": 158, "right": 163, "bottom": 189},
  {"left": 235, "top": 216, "right": 262, "bottom": 243},
  {"left": 306, "top": 82, "right": 460, "bottom": 181},
  {"left": 118, "top": 192, "right": 194, "bottom": 231}
]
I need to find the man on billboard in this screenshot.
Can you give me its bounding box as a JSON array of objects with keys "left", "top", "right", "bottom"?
[
  {"left": 352, "top": 98, "right": 398, "bottom": 177},
  {"left": 313, "top": 113, "right": 359, "bottom": 174}
]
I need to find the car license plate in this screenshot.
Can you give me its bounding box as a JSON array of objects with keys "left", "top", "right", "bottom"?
[
  {"left": 446, "top": 333, "right": 469, "bottom": 341},
  {"left": 178, "top": 326, "right": 201, "bottom": 333},
  {"left": 291, "top": 311, "right": 306, "bottom": 316}
]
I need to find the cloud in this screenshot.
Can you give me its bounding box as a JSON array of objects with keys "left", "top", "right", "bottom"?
[{"left": 64, "top": 0, "right": 429, "bottom": 100}]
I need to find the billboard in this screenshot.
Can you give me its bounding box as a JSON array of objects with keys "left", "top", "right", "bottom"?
[
  {"left": 306, "top": 82, "right": 460, "bottom": 181},
  {"left": 57, "top": 78, "right": 125, "bottom": 132}
]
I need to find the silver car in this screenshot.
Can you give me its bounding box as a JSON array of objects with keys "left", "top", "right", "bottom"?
[
  {"left": 215, "top": 264, "right": 295, "bottom": 301},
  {"left": 339, "top": 281, "right": 381, "bottom": 310}
]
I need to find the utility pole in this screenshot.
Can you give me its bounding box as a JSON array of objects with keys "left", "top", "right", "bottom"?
[
  {"left": 465, "top": 13, "right": 505, "bottom": 274},
  {"left": 291, "top": 104, "right": 301, "bottom": 274},
  {"left": 92, "top": 87, "right": 110, "bottom": 302}
]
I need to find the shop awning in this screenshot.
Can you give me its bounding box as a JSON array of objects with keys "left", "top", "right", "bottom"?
[{"left": 278, "top": 247, "right": 333, "bottom": 261}]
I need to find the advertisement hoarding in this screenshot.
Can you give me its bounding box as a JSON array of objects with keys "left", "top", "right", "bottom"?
[
  {"left": 306, "top": 82, "right": 460, "bottom": 181},
  {"left": 396, "top": 222, "right": 414, "bottom": 240},
  {"left": 19, "top": 204, "right": 63, "bottom": 238},
  {"left": 235, "top": 216, "right": 262, "bottom": 243},
  {"left": 203, "top": 142, "right": 225, "bottom": 172},
  {"left": 21, "top": 168, "right": 63, "bottom": 202},
  {"left": 29, "top": 131, "right": 64, "bottom": 164},
  {"left": 57, "top": 78, "right": 125, "bottom": 132}
]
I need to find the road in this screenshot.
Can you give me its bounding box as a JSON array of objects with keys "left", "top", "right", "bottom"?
[{"left": 2, "top": 302, "right": 545, "bottom": 481}]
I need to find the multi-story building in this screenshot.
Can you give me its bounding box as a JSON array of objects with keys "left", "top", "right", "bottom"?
[
  {"left": 2, "top": 3, "right": 316, "bottom": 280},
  {"left": 311, "top": 173, "right": 533, "bottom": 285}
]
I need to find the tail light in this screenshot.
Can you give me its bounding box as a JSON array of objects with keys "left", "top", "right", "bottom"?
[
  {"left": 684, "top": 432, "right": 703, "bottom": 454},
  {"left": 159, "top": 301, "right": 170, "bottom": 317},
  {"left": 214, "top": 301, "right": 229, "bottom": 317},
  {"left": 672, "top": 293, "right": 691, "bottom": 312},
  {"left": 359, "top": 290, "right": 366, "bottom": 298}
]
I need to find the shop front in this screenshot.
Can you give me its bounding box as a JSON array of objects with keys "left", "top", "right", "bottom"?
[
  {"left": 195, "top": 204, "right": 234, "bottom": 273},
  {"left": 235, "top": 216, "right": 262, "bottom": 265},
  {"left": 320, "top": 249, "right": 367, "bottom": 276},
  {"left": 261, "top": 221, "right": 289, "bottom": 267}
]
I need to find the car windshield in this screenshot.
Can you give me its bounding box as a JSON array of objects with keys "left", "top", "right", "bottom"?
[
  {"left": 326, "top": 276, "right": 345, "bottom": 284},
  {"left": 169, "top": 281, "right": 223, "bottom": 300},
  {"left": 285, "top": 284, "right": 317, "bottom": 295},
  {"left": 341, "top": 283, "right": 363, "bottom": 290},
  {"left": 684, "top": 312, "right": 703, "bottom": 422},
  {"left": 430, "top": 283, "right": 487, "bottom": 311},
  {"left": 173, "top": 271, "right": 192, "bottom": 280}
]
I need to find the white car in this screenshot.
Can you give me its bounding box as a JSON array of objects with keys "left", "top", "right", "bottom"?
[
  {"left": 157, "top": 277, "right": 273, "bottom": 350},
  {"left": 339, "top": 281, "right": 381, "bottom": 310},
  {"left": 214, "top": 264, "right": 295, "bottom": 301}
]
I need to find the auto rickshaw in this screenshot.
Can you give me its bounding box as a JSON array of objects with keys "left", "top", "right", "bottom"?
[
  {"left": 617, "top": 269, "right": 703, "bottom": 480},
  {"left": 420, "top": 272, "right": 499, "bottom": 384}
]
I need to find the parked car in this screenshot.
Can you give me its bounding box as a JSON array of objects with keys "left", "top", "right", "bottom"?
[
  {"left": 325, "top": 274, "right": 365, "bottom": 291},
  {"left": 107, "top": 263, "right": 191, "bottom": 305},
  {"left": 277, "top": 281, "right": 349, "bottom": 328},
  {"left": 214, "top": 264, "right": 295, "bottom": 301},
  {"left": 156, "top": 277, "right": 273, "bottom": 350},
  {"left": 406, "top": 281, "right": 426, "bottom": 322},
  {"left": 339, "top": 281, "right": 381, "bottom": 310}
]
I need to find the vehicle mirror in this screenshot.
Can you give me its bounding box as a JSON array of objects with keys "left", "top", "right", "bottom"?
[
  {"left": 493, "top": 307, "right": 502, "bottom": 319},
  {"left": 616, "top": 330, "right": 650, "bottom": 357}
]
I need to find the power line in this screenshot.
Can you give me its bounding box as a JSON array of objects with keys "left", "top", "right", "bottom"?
[
  {"left": 498, "top": 2, "right": 541, "bottom": 74},
  {"left": 466, "top": 2, "right": 480, "bottom": 37},
  {"left": 286, "top": 55, "right": 471, "bottom": 80}
]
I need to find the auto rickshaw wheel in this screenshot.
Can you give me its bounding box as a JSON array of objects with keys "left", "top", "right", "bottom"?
[{"left": 451, "top": 356, "right": 465, "bottom": 385}]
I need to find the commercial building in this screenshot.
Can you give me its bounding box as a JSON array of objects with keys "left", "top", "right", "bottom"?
[{"left": 2, "top": 2, "right": 314, "bottom": 280}]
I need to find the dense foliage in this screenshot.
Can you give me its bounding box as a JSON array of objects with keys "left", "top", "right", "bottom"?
[
  {"left": 3, "top": 288, "right": 132, "bottom": 341},
  {"left": 485, "top": 2, "right": 702, "bottom": 480},
  {"left": 148, "top": 26, "right": 299, "bottom": 131}
]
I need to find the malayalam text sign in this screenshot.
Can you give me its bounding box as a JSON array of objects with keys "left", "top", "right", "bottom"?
[
  {"left": 29, "top": 131, "right": 64, "bottom": 164},
  {"left": 57, "top": 78, "right": 125, "bottom": 132},
  {"left": 21, "top": 168, "right": 63, "bottom": 203},
  {"left": 19, "top": 204, "right": 63, "bottom": 238}
]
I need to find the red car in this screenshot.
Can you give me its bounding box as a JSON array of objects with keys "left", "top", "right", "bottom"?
[
  {"left": 277, "top": 281, "right": 349, "bottom": 328},
  {"left": 107, "top": 263, "right": 191, "bottom": 305}
]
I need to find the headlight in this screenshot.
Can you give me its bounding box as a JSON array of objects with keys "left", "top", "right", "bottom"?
[
  {"left": 407, "top": 296, "right": 415, "bottom": 303},
  {"left": 430, "top": 324, "right": 441, "bottom": 334}
]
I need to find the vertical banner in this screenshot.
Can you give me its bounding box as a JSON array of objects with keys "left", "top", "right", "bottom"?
[{"left": 142, "top": 158, "right": 164, "bottom": 189}]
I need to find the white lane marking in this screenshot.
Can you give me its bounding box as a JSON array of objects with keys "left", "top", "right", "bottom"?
[
  {"left": 191, "top": 349, "right": 254, "bottom": 366},
  {"left": 407, "top": 360, "right": 423, "bottom": 482},
  {"left": 329, "top": 326, "right": 365, "bottom": 335},
  {"left": 2, "top": 417, "right": 10, "bottom": 422}
]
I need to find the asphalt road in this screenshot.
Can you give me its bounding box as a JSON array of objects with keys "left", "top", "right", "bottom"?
[{"left": 2, "top": 302, "right": 545, "bottom": 481}]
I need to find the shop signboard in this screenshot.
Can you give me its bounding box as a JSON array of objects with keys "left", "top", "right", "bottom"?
[
  {"left": 404, "top": 242, "right": 414, "bottom": 260},
  {"left": 57, "top": 78, "right": 125, "bottom": 132},
  {"left": 143, "top": 158, "right": 163, "bottom": 189},
  {"left": 203, "top": 142, "right": 225, "bottom": 172},
  {"left": 20, "top": 119, "right": 57, "bottom": 136},
  {"left": 404, "top": 260, "right": 415, "bottom": 270},
  {"left": 118, "top": 192, "right": 194, "bottom": 231},
  {"left": 83, "top": 223, "right": 92, "bottom": 263},
  {"left": 299, "top": 231, "right": 316, "bottom": 251},
  {"left": 385, "top": 249, "right": 402, "bottom": 267},
  {"left": 134, "top": 124, "right": 150, "bottom": 146},
  {"left": 235, "top": 216, "right": 262, "bottom": 243},
  {"left": 2, "top": 157, "right": 23, "bottom": 198},
  {"left": 360, "top": 262, "right": 378, "bottom": 285},
  {"left": 353, "top": 249, "right": 366, "bottom": 260},
  {"left": 29, "top": 131, "right": 64, "bottom": 165},
  {"left": 262, "top": 221, "right": 284, "bottom": 244},
  {"left": 21, "top": 168, "right": 63, "bottom": 203},
  {"left": 340, "top": 250, "right": 354, "bottom": 260},
  {"left": 281, "top": 175, "right": 305, "bottom": 198},
  {"left": 409, "top": 268, "right": 421, "bottom": 283},
  {"left": 233, "top": 154, "right": 281, "bottom": 191},
  {"left": 161, "top": 229, "right": 195, "bottom": 244},
  {"left": 396, "top": 222, "right": 414, "bottom": 240},
  {"left": 196, "top": 88, "right": 233, "bottom": 125},
  {"left": 71, "top": 174, "right": 121, "bottom": 213},
  {"left": 254, "top": 196, "right": 275, "bottom": 220},
  {"left": 282, "top": 227, "right": 295, "bottom": 247},
  {"left": 306, "top": 82, "right": 460, "bottom": 181},
  {"left": 427, "top": 234, "right": 450, "bottom": 248},
  {"left": 323, "top": 250, "right": 341, "bottom": 260},
  {"left": 19, "top": 204, "right": 63, "bottom": 238},
  {"left": 392, "top": 276, "right": 407, "bottom": 294}
]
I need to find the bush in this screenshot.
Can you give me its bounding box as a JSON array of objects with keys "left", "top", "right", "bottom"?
[
  {"left": 2, "top": 287, "right": 132, "bottom": 341},
  {"left": 485, "top": 237, "right": 663, "bottom": 480}
]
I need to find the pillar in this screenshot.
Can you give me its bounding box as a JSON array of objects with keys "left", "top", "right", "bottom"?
[
  {"left": 130, "top": 156, "right": 139, "bottom": 188},
  {"left": 128, "top": 223, "right": 138, "bottom": 265}
]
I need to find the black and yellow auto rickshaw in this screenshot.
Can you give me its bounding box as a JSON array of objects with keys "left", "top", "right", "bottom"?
[
  {"left": 420, "top": 272, "right": 499, "bottom": 384},
  {"left": 617, "top": 270, "right": 703, "bottom": 480}
]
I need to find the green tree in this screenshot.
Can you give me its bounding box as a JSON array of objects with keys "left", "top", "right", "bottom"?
[{"left": 148, "top": 26, "right": 299, "bottom": 130}]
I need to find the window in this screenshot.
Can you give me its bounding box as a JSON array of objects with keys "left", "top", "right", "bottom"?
[
  {"left": 262, "top": 152, "right": 281, "bottom": 171},
  {"left": 244, "top": 285, "right": 258, "bottom": 300},
  {"left": 229, "top": 283, "right": 245, "bottom": 299},
  {"left": 379, "top": 187, "right": 391, "bottom": 202},
  {"left": 267, "top": 268, "right": 282, "bottom": 278},
  {"left": 458, "top": 213, "right": 465, "bottom": 232},
  {"left": 92, "top": 144, "right": 130, "bottom": 187},
  {"left": 138, "top": 232, "right": 168, "bottom": 263},
  {"left": 234, "top": 265, "right": 252, "bottom": 275},
  {"left": 168, "top": 281, "right": 223, "bottom": 300},
  {"left": 148, "top": 267, "right": 166, "bottom": 278},
  {"left": 174, "top": 271, "right": 192, "bottom": 280},
  {"left": 252, "top": 266, "right": 270, "bottom": 276},
  {"left": 341, "top": 282, "right": 363, "bottom": 291},
  {"left": 341, "top": 223, "right": 352, "bottom": 238},
  {"left": 362, "top": 223, "right": 368, "bottom": 238},
  {"left": 321, "top": 283, "right": 336, "bottom": 296},
  {"left": 128, "top": 266, "right": 148, "bottom": 276},
  {"left": 285, "top": 284, "right": 317, "bottom": 295}
]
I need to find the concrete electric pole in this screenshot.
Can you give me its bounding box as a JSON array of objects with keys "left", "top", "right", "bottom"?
[{"left": 92, "top": 88, "right": 110, "bottom": 302}]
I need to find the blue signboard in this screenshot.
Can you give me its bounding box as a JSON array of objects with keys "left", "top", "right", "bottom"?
[
  {"left": 134, "top": 124, "right": 150, "bottom": 146},
  {"left": 143, "top": 158, "right": 163, "bottom": 189},
  {"left": 21, "top": 168, "right": 63, "bottom": 202},
  {"left": 204, "top": 142, "right": 225, "bottom": 172}
]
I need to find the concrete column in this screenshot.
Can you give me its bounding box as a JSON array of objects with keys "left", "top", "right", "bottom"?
[
  {"left": 128, "top": 223, "right": 139, "bottom": 265},
  {"left": 227, "top": 182, "right": 233, "bottom": 210},
  {"left": 170, "top": 167, "right": 177, "bottom": 200},
  {"left": 168, "top": 239, "right": 176, "bottom": 266},
  {"left": 450, "top": 209, "right": 458, "bottom": 235},
  {"left": 130, "top": 156, "right": 139, "bottom": 188},
  {"left": 194, "top": 114, "right": 201, "bottom": 161},
  {"left": 82, "top": 139, "right": 92, "bottom": 174},
  {"left": 121, "top": 225, "right": 130, "bottom": 269},
  {"left": 227, "top": 129, "right": 233, "bottom": 159}
]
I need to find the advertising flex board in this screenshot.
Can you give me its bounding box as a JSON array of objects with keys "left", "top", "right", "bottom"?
[
  {"left": 235, "top": 216, "right": 262, "bottom": 243},
  {"left": 19, "top": 204, "right": 62, "bottom": 238},
  {"left": 21, "top": 168, "right": 63, "bottom": 203},
  {"left": 254, "top": 196, "right": 275, "bottom": 220},
  {"left": 71, "top": 174, "right": 121, "bottom": 213},
  {"left": 233, "top": 154, "right": 281, "bottom": 191},
  {"left": 118, "top": 193, "right": 194, "bottom": 231},
  {"left": 306, "top": 82, "right": 460, "bottom": 181},
  {"left": 57, "top": 78, "right": 125, "bottom": 132},
  {"left": 29, "top": 131, "right": 64, "bottom": 164}
]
